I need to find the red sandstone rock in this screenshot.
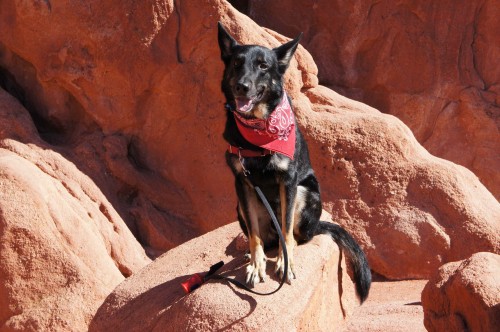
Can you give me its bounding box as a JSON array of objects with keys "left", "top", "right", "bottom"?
[
  {"left": 298, "top": 86, "right": 500, "bottom": 279},
  {"left": 0, "top": 0, "right": 499, "bottom": 329},
  {"left": 247, "top": 0, "right": 500, "bottom": 200},
  {"left": 346, "top": 280, "right": 428, "bottom": 332},
  {"left": 0, "top": 0, "right": 498, "bottom": 282},
  {"left": 421, "top": 252, "right": 500, "bottom": 332},
  {"left": 0, "top": 89, "right": 150, "bottom": 330},
  {"left": 89, "top": 222, "right": 359, "bottom": 331},
  {"left": 0, "top": 1, "right": 312, "bottom": 249}
]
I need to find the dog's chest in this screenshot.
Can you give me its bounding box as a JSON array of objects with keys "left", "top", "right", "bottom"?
[{"left": 227, "top": 153, "right": 291, "bottom": 177}]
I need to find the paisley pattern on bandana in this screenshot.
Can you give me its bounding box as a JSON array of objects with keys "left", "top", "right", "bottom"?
[
  {"left": 233, "top": 93, "right": 296, "bottom": 159},
  {"left": 266, "top": 98, "right": 294, "bottom": 140}
]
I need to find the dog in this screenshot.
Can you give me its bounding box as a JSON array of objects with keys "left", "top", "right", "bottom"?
[{"left": 217, "top": 22, "right": 371, "bottom": 303}]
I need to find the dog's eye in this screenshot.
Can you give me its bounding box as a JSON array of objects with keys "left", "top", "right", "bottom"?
[
  {"left": 259, "top": 63, "right": 269, "bottom": 70},
  {"left": 234, "top": 60, "right": 242, "bottom": 68}
]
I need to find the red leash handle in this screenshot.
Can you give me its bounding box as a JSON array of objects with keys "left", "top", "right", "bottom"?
[
  {"left": 181, "top": 261, "right": 225, "bottom": 294},
  {"left": 181, "top": 274, "right": 203, "bottom": 294}
]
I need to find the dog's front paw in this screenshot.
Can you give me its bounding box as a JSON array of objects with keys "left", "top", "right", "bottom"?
[
  {"left": 246, "top": 252, "right": 267, "bottom": 287},
  {"left": 275, "top": 252, "right": 296, "bottom": 284}
]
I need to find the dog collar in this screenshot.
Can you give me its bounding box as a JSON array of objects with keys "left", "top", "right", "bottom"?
[
  {"left": 227, "top": 144, "right": 275, "bottom": 157},
  {"left": 231, "top": 93, "right": 296, "bottom": 159}
]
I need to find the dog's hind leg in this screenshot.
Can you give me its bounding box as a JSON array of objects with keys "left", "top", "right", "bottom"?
[{"left": 275, "top": 180, "right": 298, "bottom": 283}]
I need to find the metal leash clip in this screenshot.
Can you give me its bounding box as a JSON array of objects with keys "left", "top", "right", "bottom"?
[{"left": 237, "top": 148, "right": 250, "bottom": 176}]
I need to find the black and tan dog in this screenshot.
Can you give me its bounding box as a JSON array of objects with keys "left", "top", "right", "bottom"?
[{"left": 218, "top": 22, "right": 371, "bottom": 302}]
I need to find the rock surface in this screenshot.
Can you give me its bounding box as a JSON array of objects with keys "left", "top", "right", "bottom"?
[
  {"left": 0, "top": 89, "right": 150, "bottom": 331},
  {"left": 297, "top": 85, "right": 500, "bottom": 280},
  {"left": 0, "top": 0, "right": 498, "bottom": 281},
  {"left": 89, "top": 221, "right": 359, "bottom": 331},
  {"left": 421, "top": 252, "right": 500, "bottom": 332},
  {"left": 346, "top": 279, "right": 427, "bottom": 332},
  {"left": 0, "top": 0, "right": 499, "bottom": 330},
  {"left": 246, "top": 0, "right": 500, "bottom": 200}
]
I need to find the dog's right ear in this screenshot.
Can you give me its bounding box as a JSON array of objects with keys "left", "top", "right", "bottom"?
[{"left": 218, "top": 22, "right": 238, "bottom": 63}]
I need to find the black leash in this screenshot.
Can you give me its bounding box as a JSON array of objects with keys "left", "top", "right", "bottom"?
[{"left": 181, "top": 185, "right": 288, "bottom": 296}]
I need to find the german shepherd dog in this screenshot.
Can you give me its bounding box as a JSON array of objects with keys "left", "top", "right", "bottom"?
[{"left": 218, "top": 22, "right": 371, "bottom": 302}]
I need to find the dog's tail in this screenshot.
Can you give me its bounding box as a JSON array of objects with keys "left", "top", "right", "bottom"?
[{"left": 316, "top": 221, "right": 371, "bottom": 303}]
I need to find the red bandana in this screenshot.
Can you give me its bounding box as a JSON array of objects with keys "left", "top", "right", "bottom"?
[{"left": 233, "top": 93, "right": 296, "bottom": 159}]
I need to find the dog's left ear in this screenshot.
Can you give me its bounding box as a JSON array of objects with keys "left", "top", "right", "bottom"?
[
  {"left": 273, "top": 33, "right": 303, "bottom": 74},
  {"left": 218, "top": 22, "right": 239, "bottom": 63}
]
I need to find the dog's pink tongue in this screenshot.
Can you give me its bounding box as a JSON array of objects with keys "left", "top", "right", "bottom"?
[{"left": 236, "top": 98, "right": 253, "bottom": 113}]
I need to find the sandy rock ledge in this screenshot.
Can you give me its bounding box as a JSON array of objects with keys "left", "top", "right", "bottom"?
[{"left": 90, "top": 222, "right": 360, "bottom": 331}]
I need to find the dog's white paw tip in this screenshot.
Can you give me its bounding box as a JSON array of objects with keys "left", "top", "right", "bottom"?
[
  {"left": 275, "top": 258, "right": 296, "bottom": 283},
  {"left": 246, "top": 260, "right": 266, "bottom": 287}
]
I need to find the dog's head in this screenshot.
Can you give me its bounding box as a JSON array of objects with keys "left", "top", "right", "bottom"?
[{"left": 218, "top": 22, "right": 302, "bottom": 119}]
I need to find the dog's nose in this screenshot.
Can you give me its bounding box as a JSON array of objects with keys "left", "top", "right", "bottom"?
[{"left": 235, "top": 82, "right": 250, "bottom": 93}]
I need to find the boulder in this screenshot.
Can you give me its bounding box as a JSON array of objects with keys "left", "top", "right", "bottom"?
[
  {"left": 346, "top": 280, "right": 428, "bottom": 332},
  {"left": 421, "top": 252, "right": 500, "bottom": 332},
  {"left": 0, "top": 0, "right": 316, "bottom": 248},
  {"left": 0, "top": 0, "right": 498, "bottom": 281},
  {"left": 89, "top": 221, "right": 359, "bottom": 331},
  {"left": 247, "top": 0, "right": 500, "bottom": 200},
  {"left": 298, "top": 86, "right": 500, "bottom": 279},
  {"left": 0, "top": 89, "right": 150, "bottom": 331}
]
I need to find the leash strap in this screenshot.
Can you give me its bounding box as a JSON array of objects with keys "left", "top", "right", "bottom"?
[{"left": 203, "top": 185, "right": 289, "bottom": 296}]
